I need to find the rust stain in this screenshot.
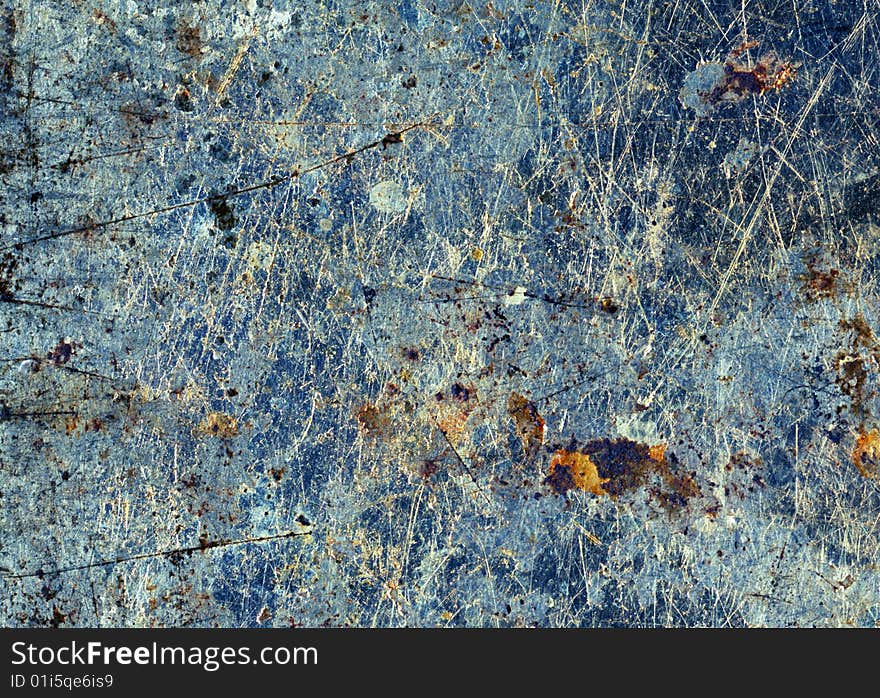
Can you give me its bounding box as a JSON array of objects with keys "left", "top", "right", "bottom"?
[
  {"left": 545, "top": 437, "right": 699, "bottom": 512},
  {"left": 599, "top": 296, "right": 619, "bottom": 314},
  {"left": 50, "top": 605, "right": 69, "bottom": 627},
  {"left": 712, "top": 45, "right": 797, "bottom": 103},
  {"left": 852, "top": 428, "right": 880, "bottom": 478},
  {"left": 84, "top": 417, "right": 104, "bottom": 432},
  {"left": 196, "top": 412, "right": 239, "bottom": 438},
  {"left": 436, "top": 406, "right": 469, "bottom": 444},
  {"left": 546, "top": 449, "right": 608, "bottom": 496},
  {"left": 507, "top": 392, "right": 544, "bottom": 458},
  {"left": 175, "top": 19, "right": 203, "bottom": 59},
  {"left": 801, "top": 262, "right": 840, "bottom": 300},
  {"left": 840, "top": 314, "right": 877, "bottom": 348},
  {"left": 685, "top": 42, "right": 798, "bottom": 115},
  {"left": 91, "top": 9, "right": 117, "bottom": 32},
  {"left": 648, "top": 442, "right": 666, "bottom": 462},
  {"left": 355, "top": 403, "right": 392, "bottom": 438},
  {"left": 420, "top": 457, "right": 441, "bottom": 479},
  {"left": 434, "top": 383, "right": 477, "bottom": 445},
  {"left": 835, "top": 314, "right": 880, "bottom": 422}
]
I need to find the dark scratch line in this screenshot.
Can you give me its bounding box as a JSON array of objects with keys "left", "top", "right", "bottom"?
[
  {"left": 0, "top": 357, "right": 119, "bottom": 384},
  {"left": 418, "top": 294, "right": 502, "bottom": 304},
  {"left": 430, "top": 414, "right": 492, "bottom": 506},
  {"left": 4, "top": 529, "right": 314, "bottom": 580},
  {"left": 0, "top": 295, "right": 105, "bottom": 315},
  {"left": 0, "top": 406, "right": 77, "bottom": 421},
  {"left": 3, "top": 123, "right": 427, "bottom": 252},
  {"left": 50, "top": 143, "right": 163, "bottom": 171}
]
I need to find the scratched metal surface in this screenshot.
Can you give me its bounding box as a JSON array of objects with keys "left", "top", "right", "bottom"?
[{"left": 1, "top": 0, "right": 879, "bottom": 627}]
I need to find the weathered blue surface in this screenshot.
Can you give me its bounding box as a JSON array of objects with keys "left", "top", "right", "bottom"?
[{"left": 1, "top": 0, "right": 879, "bottom": 627}]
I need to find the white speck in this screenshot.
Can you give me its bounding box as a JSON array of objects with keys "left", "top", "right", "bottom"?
[
  {"left": 504, "top": 286, "right": 527, "bottom": 305},
  {"left": 18, "top": 359, "right": 39, "bottom": 375}
]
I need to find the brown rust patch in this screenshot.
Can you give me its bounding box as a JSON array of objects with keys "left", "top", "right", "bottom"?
[
  {"left": 51, "top": 605, "right": 69, "bottom": 627},
  {"left": 711, "top": 45, "right": 797, "bottom": 104},
  {"left": 507, "top": 392, "right": 544, "bottom": 458},
  {"left": 545, "top": 437, "right": 699, "bottom": 512},
  {"left": 654, "top": 470, "right": 701, "bottom": 512},
  {"left": 648, "top": 443, "right": 666, "bottom": 462},
  {"left": 197, "top": 412, "right": 239, "bottom": 438},
  {"left": 835, "top": 353, "right": 871, "bottom": 417},
  {"left": 547, "top": 450, "right": 609, "bottom": 496},
  {"left": 852, "top": 429, "right": 880, "bottom": 478},
  {"left": 420, "top": 457, "right": 441, "bottom": 479},
  {"left": 355, "top": 403, "right": 392, "bottom": 438},
  {"left": 840, "top": 314, "right": 877, "bottom": 347},
  {"left": 433, "top": 383, "right": 478, "bottom": 445},
  {"left": 800, "top": 260, "right": 842, "bottom": 301},
  {"left": 175, "top": 20, "right": 203, "bottom": 59},
  {"left": 685, "top": 43, "right": 798, "bottom": 114},
  {"left": 580, "top": 438, "right": 659, "bottom": 497},
  {"left": 599, "top": 296, "right": 619, "bottom": 314},
  {"left": 268, "top": 466, "right": 286, "bottom": 482},
  {"left": 835, "top": 314, "right": 880, "bottom": 421},
  {"left": 727, "top": 450, "right": 760, "bottom": 468},
  {"left": 84, "top": 417, "right": 104, "bottom": 433}
]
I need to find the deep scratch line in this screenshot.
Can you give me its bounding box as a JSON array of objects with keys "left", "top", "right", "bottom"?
[
  {"left": 0, "top": 296, "right": 104, "bottom": 315},
  {"left": 4, "top": 529, "right": 313, "bottom": 580},
  {"left": 2, "top": 123, "right": 427, "bottom": 252},
  {"left": 430, "top": 414, "right": 492, "bottom": 506}
]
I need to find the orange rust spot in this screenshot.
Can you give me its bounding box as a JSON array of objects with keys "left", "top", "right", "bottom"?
[
  {"left": 436, "top": 406, "right": 469, "bottom": 444},
  {"left": 852, "top": 429, "right": 880, "bottom": 478},
  {"left": 547, "top": 450, "right": 609, "bottom": 496},
  {"left": 721, "top": 51, "right": 797, "bottom": 97},
  {"left": 545, "top": 437, "right": 700, "bottom": 513},
  {"left": 507, "top": 392, "right": 544, "bottom": 458},
  {"left": 65, "top": 416, "right": 78, "bottom": 435},
  {"left": 648, "top": 443, "right": 667, "bottom": 463},
  {"left": 197, "top": 412, "right": 239, "bottom": 438},
  {"left": 434, "top": 383, "right": 479, "bottom": 446}
]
